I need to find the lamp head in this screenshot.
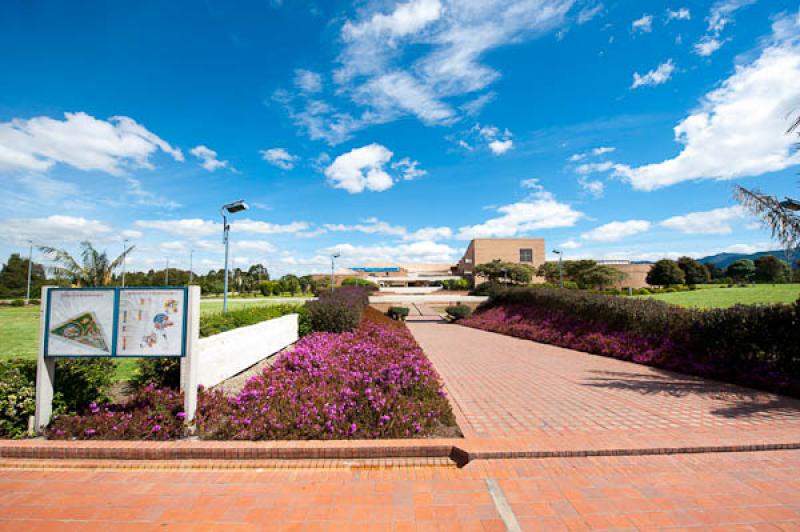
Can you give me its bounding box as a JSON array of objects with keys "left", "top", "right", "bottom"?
[
  {"left": 222, "top": 200, "right": 249, "bottom": 214},
  {"left": 332, "top": 253, "right": 341, "bottom": 259},
  {"left": 552, "top": 249, "right": 561, "bottom": 255}
]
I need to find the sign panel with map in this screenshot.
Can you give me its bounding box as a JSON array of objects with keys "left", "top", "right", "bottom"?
[
  {"left": 116, "top": 289, "right": 187, "bottom": 357},
  {"left": 46, "top": 289, "right": 115, "bottom": 357}
]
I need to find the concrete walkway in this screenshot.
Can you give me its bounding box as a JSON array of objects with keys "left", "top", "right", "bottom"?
[{"left": 406, "top": 318, "right": 800, "bottom": 447}]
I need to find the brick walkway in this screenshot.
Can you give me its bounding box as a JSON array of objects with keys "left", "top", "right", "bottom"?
[
  {"left": 406, "top": 319, "right": 800, "bottom": 447},
  {"left": 2, "top": 450, "right": 800, "bottom": 530}
]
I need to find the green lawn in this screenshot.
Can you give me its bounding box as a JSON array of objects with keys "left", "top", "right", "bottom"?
[
  {"left": 0, "top": 297, "right": 310, "bottom": 381},
  {"left": 634, "top": 284, "right": 800, "bottom": 309}
]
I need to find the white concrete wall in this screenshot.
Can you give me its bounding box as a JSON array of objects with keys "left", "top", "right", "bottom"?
[
  {"left": 197, "top": 313, "right": 298, "bottom": 388},
  {"left": 378, "top": 286, "right": 442, "bottom": 294}
]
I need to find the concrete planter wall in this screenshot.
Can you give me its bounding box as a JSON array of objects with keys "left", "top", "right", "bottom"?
[
  {"left": 197, "top": 313, "right": 298, "bottom": 388},
  {"left": 377, "top": 287, "right": 442, "bottom": 294}
]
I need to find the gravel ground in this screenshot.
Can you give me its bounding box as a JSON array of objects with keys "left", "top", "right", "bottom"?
[{"left": 211, "top": 345, "right": 294, "bottom": 396}]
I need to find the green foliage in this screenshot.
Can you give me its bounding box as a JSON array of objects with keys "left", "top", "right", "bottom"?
[
  {"left": 445, "top": 304, "right": 472, "bottom": 320},
  {"left": 439, "top": 278, "right": 470, "bottom": 290},
  {"left": 131, "top": 304, "right": 305, "bottom": 390},
  {"left": 727, "top": 259, "right": 756, "bottom": 282},
  {"left": 388, "top": 306, "right": 409, "bottom": 320},
  {"left": 678, "top": 256, "right": 710, "bottom": 285},
  {"left": 704, "top": 262, "right": 724, "bottom": 280},
  {"left": 755, "top": 255, "right": 791, "bottom": 283},
  {"left": 10, "top": 299, "right": 25, "bottom": 307},
  {"left": 0, "top": 357, "right": 115, "bottom": 438},
  {"left": 0, "top": 253, "right": 46, "bottom": 298},
  {"left": 470, "top": 281, "right": 506, "bottom": 296},
  {"left": 40, "top": 240, "right": 134, "bottom": 287},
  {"left": 341, "top": 277, "right": 379, "bottom": 290},
  {"left": 575, "top": 264, "right": 624, "bottom": 289},
  {"left": 536, "top": 262, "right": 562, "bottom": 284},
  {"left": 646, "top": 259, "right": 686, "bottom": 286},
  {"left": 474, "top": 260, "right": 535, "bottom": 285}
]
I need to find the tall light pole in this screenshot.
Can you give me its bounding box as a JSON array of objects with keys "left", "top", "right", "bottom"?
[
  {"left": 221, "top": 200, "right": 249, "bottom": 313},
  {"left": 552, "top": 249, "right": 564, "bottom": 288},
  {"left": 25, "top": 240, "right": 33, "bottom": 303},
  {"left": 188, "top": 249, "right": 195, "bottom": 285},
  {"left": 165, "top": 258, "right": 170, "bottom": 285},
  {"left": 330, "top": 253, "right": 340, "bottom": 292},
  {"left": 121, "top": 239, "right": 129, "bottom": 287}
]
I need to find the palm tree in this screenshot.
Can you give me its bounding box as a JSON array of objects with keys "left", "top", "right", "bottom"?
[
  {"left": 734, "top": 117, "right": 800, "bottom": 255},
  {"left": 39, "top": 241, "right": 135, "bottom": 287}
]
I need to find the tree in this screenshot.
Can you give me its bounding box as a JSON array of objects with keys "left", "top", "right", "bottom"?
[
  {"left": 0, "top": 253, "right": 46, "bottom": 297},
  {"left": 677, "top": 256, "right": 710, "bottom": 285},
  {"left": 726, "top": 259, "right": 756, "bottom": 283},
  {"left": 754, "top": 255, "right": 790, "bottom": 283},
  {"left": 704, "top": 263, "right": 724, "bottom": 280},
  {"left": 536, "top": 262, "right": 562, "bottom": 284},
  {"left": 576, "top": 265, "right": 624, "bottom": 289},
  {"left": 39, "top": 241, "right": 134, "bottom": 287},
  {"left": 563, "top": 260, "right": 598, "bottom": 281},
  {"left": 646, "top": 259, "right": 685, "bottom": 286}
]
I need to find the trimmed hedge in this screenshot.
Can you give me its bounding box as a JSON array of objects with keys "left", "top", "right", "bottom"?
[
  {"left": 304, "top": 286, "right": 370, "bottom": 333},
  {"left": 445, "top": 304, "right": 472, "bottom": 321},
  {"left": 467, "top": 287, "right": 800, "bottom": 396},
  {"left": 388, "top": 306, "right": 409, "bottom": 320}
]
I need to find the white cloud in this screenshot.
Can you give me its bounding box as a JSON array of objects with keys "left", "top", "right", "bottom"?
[
  {"left": 660, "top": 206, "right": 745, "bottom": 234},
  {"left": 294, "top": 69, "right": 323, "bottom": 93},
  {"left": 233, "top": 240, "right": 277, "bottom": 253},
  {"left": 0, "top": 215, "right": 112, "bottom": 245},
  {"left": 323, "top": 240, "right": 457, "bottom": 264},
  {"left": 488, "top": 139, "right": 514, "bottom": 155},
  {"left": 190, "top": 145, "right": 230, "bottom": 172},
  {"left": 592, "top": 146, "right": 615, "bottom": 156},
  {"left": 457, "top": 123, "right": 514, "bottom": 155},
  {"left": 694, "top": 37, "right": 724, "bottom": 57},
  {"left": 576, "top": 161, "right": 614, "bottom": 175},
  {"left": 578, "top": 176, "right": 605, "bottom": 198},
  {"left": 136, "top": 219, "right": 220, "bottom": 238},
  {"left": 577, "top": 4, "right": 604, "bottom": 25},
  {"left": 404, "top": 226, "right": 453, "bottom": 241},
  {"left": 569, "top": 146, "right": 615, "bottom": 162},
  {"left": 632, "top": 14, "right": 653, "bottom": 33},
  {"left": 324, "top": 217, "right": 407, "bottom": 237},
  {"left": 615, "top": 14, "right": 800, "bottom": 190},
  {"left": 121, "top": 229, "right": 143, "bottom": 240},
  {"left": 159, "top": 241, "right": 186, "bottom": 253},
  {"left": 324, "top": 143, "right": 423, "bottom": 193},
  {"left": 0, "top": 112, "right": 182, "bottom": 175},
  {"left": 260, "top": 147, "right": 299, "bottom": 170},
  {"left": 631, "top": 59, "right": 675, "bottom": 89},
  {"left": 666, "top": 8, "right": 690, "bottom": 22},
  {"left": 457, "top": 184, "right": 584, "bottom": 239},
  {"left": 694, "top": 0, "right": 756, "bottom": 56},
  {"left": 342, "top": 0, "right": 443, "bottom": 41},
  {"left": 560, "top": 239, "right": 581, "bottom": 249},
  {"left": 125, "top": 176, "right": 181, "bottom": 209},
  {"left": 232, "top": 220, "right": 310, "bottom": 234},
  {"left": 582, "top": 220, "right": 651, "bottom": 242}
]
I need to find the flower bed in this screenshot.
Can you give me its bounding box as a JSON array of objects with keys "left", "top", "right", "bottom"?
[
  {"left": 460, "top": 288, "right": 800, "bottom": 396},
  {"left": 47, "top": 307, "right": 457, "bottom": 440}
]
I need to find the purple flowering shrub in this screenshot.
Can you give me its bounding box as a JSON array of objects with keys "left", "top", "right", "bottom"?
[
  {"left": 197, "top": 308, "right": 456, "bottom": 439},
  {"left": 47, "top": 385, "right": 187, "bottom": 440}
]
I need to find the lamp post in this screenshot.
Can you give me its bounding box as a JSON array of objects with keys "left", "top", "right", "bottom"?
[
  {"left": 165, "top": 258, "right": 170, "bottom": 285},
  {"left": 221, "top": 200, "right": 249, "bottom": 313},
  {"left": 121, "top": 239, "right": 129, "bottom": 287},
  {"left": 25, "top": 240, "right": 33, "bottom": 303},
  {"left": 552, "top": 249, "right": 564, "bottom": 288},
  {"left": 189, "top": 249, "right": 194, "bottom": 285},
  {"left": 330, "top": 253, "right": 340, "bottom": 292}
]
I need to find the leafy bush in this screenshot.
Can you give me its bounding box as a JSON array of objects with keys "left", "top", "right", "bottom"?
[
  {"left": 304, "top": 286, "right": 370, "bottom": 333},
  {"left": 388, "top": 306, "right": 409, "bottom": 320},
  {"left": 197, "top": 307, "right": 455, "bottom": 440},
  {"left": 48, "top": 385, "right": 188, "bottom": 440},
  {"left": 10, "top": 299, "right": 24, "bottom": 307},
  {"left": 0, "top": 358, "right": 116, "bottom": 438},
  {"left": 131, "top": 304, "right": 305, "bottom": 390},
  {"left": 440, "top": 279, "right": 470, "bottom": 291},
  {"left": 445, "top": 304, "right": 472, "bottom": 321},
  {"left": 465, "top": 287, "right": 800, "bottom": 396},
  {"left": 341, "top": 277, "right": 378, "bottom": 290},
  {"left": 470, "top": 281, "right": 506, "bottom": 297}
]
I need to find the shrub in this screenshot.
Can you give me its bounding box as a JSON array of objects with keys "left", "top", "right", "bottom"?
[
  {"left": 10, "top": 299, "right": 24, "bottom": 307},
  {"left": 304, "top": 286, "right": 369, "bottom": 333},
  {"left": 48, "top": 385, "right": 188, "bottom": 440},
  {"left": 388, "top": 306, "right": 409, "bottom": 320},
  {"left": 440, "top": 279, "right": 470, "bottom": 291},
  {"left": 341, "top": 277, "right": 378, "bottom": 291},
  {"left": 0, "top": 358, "right": 116, "bottom": 438},
  {"left": 464, "top": 287, "right": 800, "bottom": 396},
  {"left": 470, "top": 281, "right": 506, "bottom": 297},
  {"left": 196, "top": 307, "right": 455, "bottom": 440},
  {"left": 445, "top": 304, "right": 472, "bottom": 321},
  {"left": 131, "top": 304, "right": 305, "bottom": 390}
]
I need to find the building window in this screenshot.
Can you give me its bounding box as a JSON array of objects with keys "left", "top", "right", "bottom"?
[
  {"left": 464, "top": 258, "right": 472, "bottom": 264},
  {"left": 519, "top": 248, "right": 533, "bottom": 263}
]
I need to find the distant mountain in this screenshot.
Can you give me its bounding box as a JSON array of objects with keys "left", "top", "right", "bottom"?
[{"left": 698, "top": 250, "right": 798, "bottom": 269}]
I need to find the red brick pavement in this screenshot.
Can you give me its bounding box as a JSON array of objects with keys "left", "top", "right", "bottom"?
[
  {"left": 2, "top": 450, "right": 800, "bottom": 530},
  {"left": 406, "top": 318, "right": 800, "bottom": 446}
]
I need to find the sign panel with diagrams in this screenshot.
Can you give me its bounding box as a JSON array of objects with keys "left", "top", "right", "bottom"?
[
  {"left": 117, "top": 289, "right": 187, "bottom": 357},
  {"left": 46, "top": 289, "right": 116, "bottom": 357}
]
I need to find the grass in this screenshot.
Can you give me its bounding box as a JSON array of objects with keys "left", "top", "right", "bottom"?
[
  {"left": 634, "top": 283, "right": 800, "bottom": 309},
  {"left": 0, "top": 298, "right": 311, "bottom": 381}
]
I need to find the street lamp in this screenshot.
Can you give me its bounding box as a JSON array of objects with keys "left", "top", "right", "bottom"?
[
  {"left": 122, "top": 239, "right": 129, "bottom": 288},
  {"left": 189, "top": 249, "right": 195, "bottom": 285},
  {"left": 552, "top": 249, "right": 564, "bottom": 288},
  {"left": 165, "top": 257, "right": 170, "bottom": 285},
  {"left": 330, "top": 253, "right": 340, "bottom": 292},
  {"left": 221, "top": 200, "right": 249, "bottom": 313},
  {"left": 25, "top": 240, "right": 33, "bottom": 303}
]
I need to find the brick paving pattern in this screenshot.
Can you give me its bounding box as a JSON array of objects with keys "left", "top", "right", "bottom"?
[{"left": 2, "top": 450, "right": 800, "bottom": 530}]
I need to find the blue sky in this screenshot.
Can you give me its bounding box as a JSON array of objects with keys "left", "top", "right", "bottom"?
[{"left": 1, "top": 0, "right": 799, "bottom": 276}]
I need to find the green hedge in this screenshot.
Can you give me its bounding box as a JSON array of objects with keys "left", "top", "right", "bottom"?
[
  {"left": 445, "top": 304, "right": 472, "bottom": 320},
  {"left": 304, "top": 286, "right": 370, "bottom": 333}
]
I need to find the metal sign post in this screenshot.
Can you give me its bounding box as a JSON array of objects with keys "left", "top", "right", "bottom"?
[{"left": 34, "top": 285, "right": 200, "bottom": 434}]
